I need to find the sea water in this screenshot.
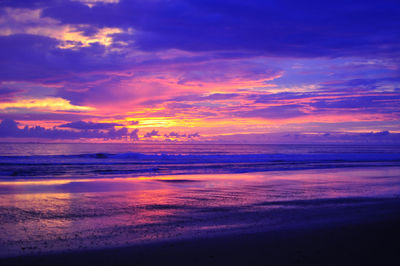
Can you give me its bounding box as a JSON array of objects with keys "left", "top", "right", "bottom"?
[{"left": 0, "top": 143, "right": 399, "bottom": 179}]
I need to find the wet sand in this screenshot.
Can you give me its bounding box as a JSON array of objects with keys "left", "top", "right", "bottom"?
[
  {"left": 2, "top": 211, "right": 400, "bottom": 266},
  {"left": 1, "top": 167, "right": 400, "bottom": 265}
]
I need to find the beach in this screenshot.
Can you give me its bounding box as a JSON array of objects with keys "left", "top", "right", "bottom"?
[
  {"left": 1, "top": 165, "right": 400, "bottom": 265},
  {"left": 0, "top": 144, "right": 399, "bottom": 265},
  {"left": 1, "top": 194, "right": 400, "bottom": 265}
]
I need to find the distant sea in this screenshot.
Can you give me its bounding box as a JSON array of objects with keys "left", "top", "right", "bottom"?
[{"left": 0, "top": 143, "right": 399, "bottom": 180}]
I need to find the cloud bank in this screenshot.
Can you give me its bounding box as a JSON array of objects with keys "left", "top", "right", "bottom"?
[{"left": 0, "top": 0, "right": 399, "bottom": 142}]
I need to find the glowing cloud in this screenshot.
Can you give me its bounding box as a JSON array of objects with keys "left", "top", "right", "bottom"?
[
  {"left": 0, "top": 0, "right": 399, "bottom": 142},
  {"left": 0, "top": 97, "right": 94, "bottom": 112},
  {"left": 0, "top": 8, "right": 124, "bottom": 49}
]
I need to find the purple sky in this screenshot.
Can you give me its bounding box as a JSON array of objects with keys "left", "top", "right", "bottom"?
[{"left": 0, "top": 0, "right": 399, "bottom": 143}]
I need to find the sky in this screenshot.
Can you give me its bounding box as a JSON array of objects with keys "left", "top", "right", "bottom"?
[{"left": 0, "top": 0, "right": 399, "bottom": 143}]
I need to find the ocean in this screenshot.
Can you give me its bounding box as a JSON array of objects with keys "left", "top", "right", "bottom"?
[
  {"left": 0, "top": 143, "right": 399, "bottom": 179},
  {"left": 0, "top": 143, "right": 399, "bottom": 257}
]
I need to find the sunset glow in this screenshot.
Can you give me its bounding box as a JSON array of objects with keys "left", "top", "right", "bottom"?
[{"left": 0, "top": 1, "right": 399, "bottom": 143}]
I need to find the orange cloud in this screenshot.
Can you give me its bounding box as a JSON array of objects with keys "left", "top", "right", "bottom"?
[{"left": 0, "top": 97, "right": 94, "bottom": 111}]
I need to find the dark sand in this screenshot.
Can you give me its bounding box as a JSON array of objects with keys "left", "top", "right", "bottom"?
[{"left": 1, "top": 213, "right": 399, "bottom": 266}]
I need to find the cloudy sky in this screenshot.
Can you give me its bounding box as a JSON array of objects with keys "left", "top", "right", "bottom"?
[{"left": 0, "top": 0, "right": 399, "bottom": 143}]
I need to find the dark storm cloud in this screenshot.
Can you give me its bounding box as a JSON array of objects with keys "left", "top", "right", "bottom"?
[
  {"left": 40, "top": 0, "right": 400, "bottom": 57},
  {"left": 1, "top": 0, "right": 398, "bottom": 86},
  {"left": 144, "top": 130, "right": 159, "bottom": 138},
  {"left": 0, "top": 119, "right": 139, "bottom": 140},
  {"left": 130, "top": 128, "right": 139, "bottom": 140},
  {"left": 187, "top": 132, "right": 200, "bottom": 138},
  {"left": 0, "top": 0, "right": 55, "bottom": 8},
  {"left": 0, "top": 34, "right": 125, "bottom": 81},
  {"left": 165, "top": 131, "right": 186, "bottom": 138},
  {"left": 0, "top": 34, "right": 58, "bottom": 81},
  {"left": 59, "top": 120, "right": 121, "bottom": 130}
]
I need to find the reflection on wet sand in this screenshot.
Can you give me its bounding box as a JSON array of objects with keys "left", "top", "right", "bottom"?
[{"left": 0, "top": 167, "right": 400, "bottom": 257}]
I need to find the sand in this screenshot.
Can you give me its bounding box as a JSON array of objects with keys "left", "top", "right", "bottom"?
[
  {"left": 1, "top": 201, "right": 400, "bottom": 266},
  {"left": 1, "top": 167, "right": 400, "bottom": 265}
]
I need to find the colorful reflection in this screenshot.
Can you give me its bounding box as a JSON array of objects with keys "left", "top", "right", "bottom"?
[{"left": 1, "top": 167, "right": 400, "bottom": 257}]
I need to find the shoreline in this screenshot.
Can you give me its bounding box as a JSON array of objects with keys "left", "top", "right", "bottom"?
[{"left": 1, "top": 164, "right": 400, "bottom": 184}]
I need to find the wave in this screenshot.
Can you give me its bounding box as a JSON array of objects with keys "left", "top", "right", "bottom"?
[
  {"left": 0, "top": 152, "right": 399, "bottom": 179},
  {"left": 1, "top": 151, "right": 400, "bottom": 162}
]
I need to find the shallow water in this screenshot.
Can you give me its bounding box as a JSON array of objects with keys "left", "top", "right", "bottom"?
[{"left": 0, "top": 167, "right": 399, "bottom": 257}]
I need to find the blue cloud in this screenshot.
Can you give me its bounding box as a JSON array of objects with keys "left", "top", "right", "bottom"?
[
  {"left": 59, "top": 121, "right": 121, "bottom": 130},
  {"left": 40, "top": 0, "right": 400, "bottom": 58},
  {"left": 0, "top": 119, "right": 139, "bottom": 140},
  {"left": 144, "top": 130, "right": 159, "bottom": 138}
]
